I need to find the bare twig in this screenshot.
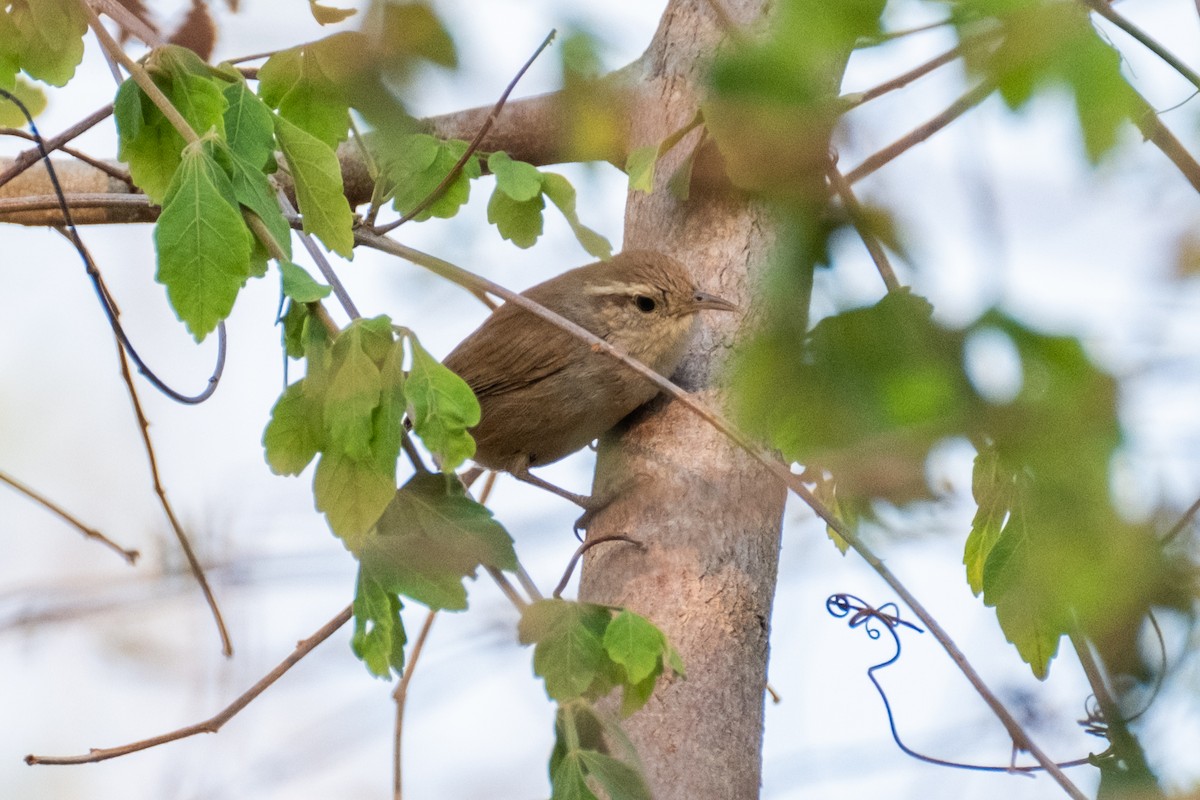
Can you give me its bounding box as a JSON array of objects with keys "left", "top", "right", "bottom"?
[
  {"left": 26, "top": 605, "right": 352, "bottom": 765},
  {"left": 1083, "top": 0, "right": 1200, "bottom": 92},
  {"left": 1162, "top": 495, "right": 1200, "bottom": 546},
  {"left": 0, "top": 470, "right": 139, "bottom": 563},
  {"left": 360, "top": 235, "right": 1089, "bottom": 800},
  {"left": 392, "top": 609, "right": 438, "bottom": 800},
  {"left": 553, "top": 534, "right": 642, "bottom": 599},
  {"left": 0, "top": 128, "right": 130, "bottom": 183},
  {"left": 0, "top": 104, "right": 114, "bottom": 189},
  {"left": 827, "top": 163, "right": 902, "bottom": 292},
  {"left": 845, "top": 44, "right": 963, "bottom": 108},
  {"left": 108, "top": 292, "right": 233, "bottom": 656},
  {"left": 373, "top": 30, "right": 557, "bottom": 235},
  {"left": 846, "top": 81, "right": 995, "bottom": 184},
  {"left": 1131, "top": 95, "right": 1200, "bottom": 195}
]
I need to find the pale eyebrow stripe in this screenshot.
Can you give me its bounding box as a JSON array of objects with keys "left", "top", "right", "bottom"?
[{"left": 582, "top": 282, "right": 659, "bottom": 296}]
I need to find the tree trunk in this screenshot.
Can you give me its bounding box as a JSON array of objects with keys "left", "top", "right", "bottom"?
[{"left": 579, "top": 2, "right": 786, "bottom": 798}]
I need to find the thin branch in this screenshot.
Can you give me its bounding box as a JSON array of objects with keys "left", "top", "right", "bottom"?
[
  {"left": 373, "top": 29, "right": 557, "bottom": 235},
  {"left": 1162, "top": 494, "right": 1200, "bottom": 546},
  {"left": 0, "top": 192, "right": 152, "bottom": 219},
  {"left": 108, "top": 289, "right": 233, "bottom": 656},
  {"left": 1083, "top": 0, "right": 1200, "bottom": 92},
  {"left": 392, "top": 609, "right": 437, "bottom": 800},
  {"left": 553, "top": 535, "right": 642, "bottom": 599},
  {"left": 861, "top": 18, "right": 955, "bottom": 44},
  {"left": 0, "top": 128, "right": 130, "bottom": 183},
  {"left": 485, "top": 567, "right": 528, "bottom": 609},
  {"left": 1131, "top": 94, "right": 1200, "bottom": 195},
  {"left": 0, "top": 470, "right": 139, "bottom": 563},
  {"left": 0, "top": 103, "right": 114, "bottom": 189},
  {"left": 80, "top": 0, "right": 199, "bottom": 145},
  {"left": 25, "top": 605, "right": 352, "bottom": 766},
  {"left": 827, "top": 163, "right": 902, "bottom": 292},
  {"left": 846, "top": 81, "right": 995, "bottom": 184},
  {"left": 845, "top": 44, "right": 963, "bottom": 109},
  {"left": 359, "top": 235, "right": 1089, "bottom": 800}
]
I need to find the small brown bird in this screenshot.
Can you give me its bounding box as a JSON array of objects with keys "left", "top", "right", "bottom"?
[{"left": 444, "top": 250, "right": 737, "bottom": 511}]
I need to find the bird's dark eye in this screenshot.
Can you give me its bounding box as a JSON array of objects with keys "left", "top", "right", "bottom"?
[{"left": 634, "top": 295, "right": 657, "bottom": 313}]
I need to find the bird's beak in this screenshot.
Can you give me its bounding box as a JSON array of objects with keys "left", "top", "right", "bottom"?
[{"left": 692, "top": 291, "right": 739, "bottom": 313}]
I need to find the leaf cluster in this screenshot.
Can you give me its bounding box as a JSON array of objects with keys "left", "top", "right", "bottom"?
[
  {"left": 519, "top": 599, "right": 684, "bottom": 715},
  {"left": 374, "top": 137, "right": 611, "bottom": 258},
  {"left": 732, "top": 281, "right": 1191, "bottom": 678},
  {"left": 520, "top": 601, "right": 682, "bottom": 800},
  {"left": 264, "top": 313, "right": 480, "bottom": 539}
]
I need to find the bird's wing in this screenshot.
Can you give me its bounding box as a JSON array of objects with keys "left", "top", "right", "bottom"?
[{"left": 443, "top": 305, "right": 589, "bottom": 398}]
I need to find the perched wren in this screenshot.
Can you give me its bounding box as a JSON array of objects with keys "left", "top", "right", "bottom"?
[{"left": 443, "top": 250, "right": 737, "bottom": 512}]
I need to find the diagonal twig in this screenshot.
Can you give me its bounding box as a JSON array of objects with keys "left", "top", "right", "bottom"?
[
  {"left": 392, "top": 609, "right": 437, "bottom": 800},
  {"left": 26, "top": 606, "right": 352, "bottom": 765},
  {"left": 0, "top": 470, "right": 139, "bottom": 563}
]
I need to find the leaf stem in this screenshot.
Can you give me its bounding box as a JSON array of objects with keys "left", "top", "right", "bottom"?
[{"left": 79, "top": 0, "right": 199, "bottom": 145}]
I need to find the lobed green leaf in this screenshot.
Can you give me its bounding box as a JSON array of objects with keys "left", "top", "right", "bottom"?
[{"left": 153, "top": 140, "right": 254, "bottom": 341}]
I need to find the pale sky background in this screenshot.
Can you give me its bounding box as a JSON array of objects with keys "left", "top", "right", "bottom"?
[{"left": 3, "top": 1, "right": 1200, "bottom": 799}]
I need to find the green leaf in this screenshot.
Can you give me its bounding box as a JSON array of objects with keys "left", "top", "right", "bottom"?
[
  {"left": 352, "top": 568, "right": 406, "bottom": 678},
  {"left": 0, "top": 76, "right": 45, "bottom": 125},
  {"left": 405, "top": 334, "right": 480, "bottom": 472},
  {"left": 551, "top": 753, "right": 599, "bottom": 800},
  {"left": 487, "top": 186, "right": 545, "bottom": 248},
  {"left": 955, "top": 1, "right": 1136, "bottom": 162},
  {"left": 355, "top": 472, "right": 517, "bottom": 610},
  {"left": 731, "top": 288, "right": 977, "bottom": 506},
  {"left": 383, "top": 134, "right": 480, "bottom": 221},
  {"left": 113, "top": 48, "right": 230, "bottom": 203},
  {"left": 488, "top": 151, "right": 544, "bottom": 201},
  {"left": 258, "top": 38, "right": 353, "bottom": 148},
  {"left": 9, "top": 0, "right": 88, "bottom": 86},
  {"left": 279, "top": 261, "right": 332, "bottom": 302},
  {"left": 373, "top": 2, "right": 457, "bottom": 68},
  {"left": 980, "top": 505, "right": 1064, "bottom": 680},
  {"left": 324, "top": 326, "right": 384, "bottom": 461},
  {"left": 115, "top": 80, "right": 183, "bottom": 204},
  {"left": 274, "top": 113, "right": 355, "bottom": 258},
  {"left": 521, "top": 600, "right": 612, "bottom": 701},
  {"left": 223, "top": 80, "right": 277, "bottom": 168},
  {"left": 0, "top": 13, "right": 21, "bottom": 89},
  {"left": 541, "top": 172, "right": 613, "bottom": 259},
  {"left": 223, "top": 144, "right": 293, "bottom": 261},
  {"left": 620, "top": 671, "right": 658, "bottom": 718},
  {"left": 313, "top": 447, "right": 397, "bottom": 542},
  {"left": 309, "top": 0, "right": 357, "bottom": 24},
  {"left": 153, "top": 140, "right": 254, "bottom": 341},
  {"left": 578, "top": 751, "right": 652, "bottom": 800},
  {"left": 280, "top": 300, "right": 309, "bottom": 359},
  {"left": 263, "top": 379, "right": 322, "bottom": 475},
  {"left": 602, "top": 610, "right": 664, "bottom": 685},
  {"left": 963, "top": 444, "right": 1014, "bottom": 594},
  {"left": 624, "top": 144, "right": 658, "bottom": 193}
]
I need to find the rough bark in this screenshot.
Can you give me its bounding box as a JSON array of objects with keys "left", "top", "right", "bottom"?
[{"left": 578, "top": 2, "right": 786, "bottom": 799}]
